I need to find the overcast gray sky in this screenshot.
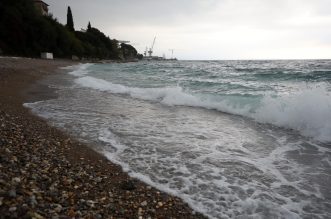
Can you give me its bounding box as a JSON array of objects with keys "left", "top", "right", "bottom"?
[{"left": 47, "top": 0, "right": 331, "bottom": 60}]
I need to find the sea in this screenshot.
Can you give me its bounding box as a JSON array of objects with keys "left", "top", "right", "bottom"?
[{"left": 25, "top": 60, "right": 331, "bottom": 219}]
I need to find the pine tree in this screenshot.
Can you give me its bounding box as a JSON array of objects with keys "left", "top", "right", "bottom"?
[
  {"left": 87, "top": 21, "right": 91, "bottom": 31},
  {"left": 66, "top": 6, "right": 74, "bottom": 31}
]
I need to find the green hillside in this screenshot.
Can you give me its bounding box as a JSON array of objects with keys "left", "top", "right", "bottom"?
[{"left": 0, "top": 0, "right": 141, "bottom": 60}]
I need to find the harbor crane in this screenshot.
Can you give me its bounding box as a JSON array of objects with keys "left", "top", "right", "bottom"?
[
  {"left": 144, "top": 47, "right": 148, "bottom": 57},
  {"left": 148, "top": 36, "right": 156, "bottom": 57},
  {"left": 169, "top": 49, "right": 174, "bottom": 59}
]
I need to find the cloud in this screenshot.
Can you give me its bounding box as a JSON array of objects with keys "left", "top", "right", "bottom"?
[{"left": 47, "top": 0, "right": 331, "bottom": 59}]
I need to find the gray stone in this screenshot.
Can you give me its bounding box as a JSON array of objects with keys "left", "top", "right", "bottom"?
[{"left": 8, "top": 189, "right": 16, "bottom": 198}]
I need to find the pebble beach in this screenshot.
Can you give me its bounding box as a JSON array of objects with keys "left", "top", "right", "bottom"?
[{"left": 0, "top": 57, "right": 206, "bottom": 219}]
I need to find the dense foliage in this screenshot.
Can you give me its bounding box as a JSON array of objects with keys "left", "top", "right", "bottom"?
[
  {"left": 0, "top": 0, "right": 141, "bottom": 60},
  {"left": 75, "top": 26, "right": 119, "bottom": 59},
  {"left": 120, "top": 43, "right": 143, "bottom": 60}
]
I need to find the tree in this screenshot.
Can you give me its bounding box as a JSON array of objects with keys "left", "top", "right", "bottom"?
[
  {"left": 120, "top": 43, "right": 139, "bottom": 60},
  {"left": 0, "top": 1, "right": 141, "bottom": 60},
  {"left": 87, "top": 21, "right": 91, "bottom": 31},
  {"left": 66, "top": 6, "right": 74, "bottom": 31}
]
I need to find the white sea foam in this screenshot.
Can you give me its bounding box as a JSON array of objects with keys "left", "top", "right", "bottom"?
[
  {"left": 25, "top": 90, "right": 330, "bottom": 218},
  {"left": 74, "top": 76, "right": 251, "bottom": 114},
  {"left": 61, "top": 63, "right": 93, "bottom": 76},
  {"left": 254, "top": 86, "right": 331, "bottom": 142},
  {"left": 25, "top": 61, "right": 331, "bottom": 219},
  {"left": 75, "top": 76, "right": 331, "bottom": 142},
  {"left": 95, "top": 113, "right": 314, "bottom": 219}
]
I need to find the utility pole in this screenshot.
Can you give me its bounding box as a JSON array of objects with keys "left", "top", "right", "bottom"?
[{"left": 169, "top": 49, "right": 174, "bottom": 59}]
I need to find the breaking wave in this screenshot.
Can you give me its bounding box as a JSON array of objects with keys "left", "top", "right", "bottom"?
[
  {"left": 61, "top": 63, "right": 93, "bottom": 76},
  {"left": 75, "top": 75, "right": 331, "bottom": 142}
]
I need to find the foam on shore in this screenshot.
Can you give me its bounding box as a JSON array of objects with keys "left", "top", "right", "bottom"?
[{"left": 75, "top": 75, "right": 331, "bottom": 142}]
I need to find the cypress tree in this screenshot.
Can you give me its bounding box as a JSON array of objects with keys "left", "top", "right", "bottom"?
[
  {"left": 66, "top": 6, "right": 74, "bottom": 31},
  {"left": 87, "top": 21, "right": 91, "bottom": 31}
]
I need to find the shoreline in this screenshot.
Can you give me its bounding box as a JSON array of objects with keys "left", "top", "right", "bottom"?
[{"left": 0, "top": 57, "right": 206, "bottom": 218}]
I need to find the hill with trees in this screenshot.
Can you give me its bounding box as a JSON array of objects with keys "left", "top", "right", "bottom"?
[{"left": 0, "top": 0, "right": 141, "bottom": 60}]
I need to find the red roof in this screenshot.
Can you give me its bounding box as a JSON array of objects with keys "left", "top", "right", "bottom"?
[{"left": 34, "top": 0, "right": 49, "bottom": 6}]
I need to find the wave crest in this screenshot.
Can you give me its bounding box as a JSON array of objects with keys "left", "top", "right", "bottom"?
[
  {"left": 254, "top": 86, "right": 331, "bottom": 142},
  {"left": 75, "top": 76, "right": 331, "bottom": 142}
]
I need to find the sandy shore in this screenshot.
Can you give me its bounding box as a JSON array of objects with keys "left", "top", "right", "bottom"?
[{"left": 0, "top": 57, "right": 206, "bottom": 219}]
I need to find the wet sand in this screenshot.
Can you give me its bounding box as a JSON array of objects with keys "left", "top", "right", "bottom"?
[{"left": 0, "top": 57, "right": 206, "bottom": 219}]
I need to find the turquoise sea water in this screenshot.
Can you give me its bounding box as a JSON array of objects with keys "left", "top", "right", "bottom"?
[{"left": 26, "top": 60, "right": 331, "bottom": 218}]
